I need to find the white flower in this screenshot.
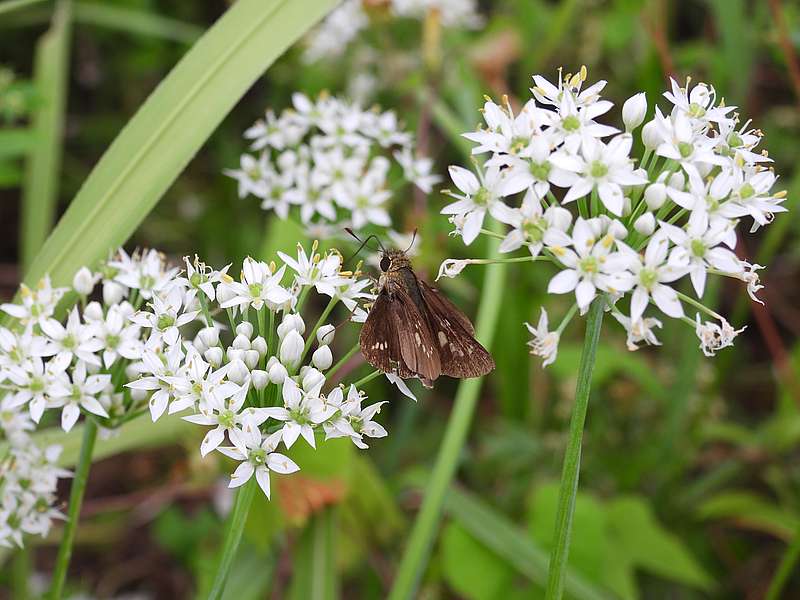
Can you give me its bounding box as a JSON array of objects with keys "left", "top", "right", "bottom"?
[
  {"left": 224, "top": 152, "right": 270, "bottom": 198},
  {"left": 5, "top": 355, "right": 70, "bottom": 423},
  {"left": 334, "top": 277, "right": 373, "bottom": 312},
  {"left": 126, "top": 344, "right": 185, "bottom": 421},
  {"left": 545, "top": 219, "right": 633, "bottom": 311},
  {"left": 312, "top": 345, "right": 333, "bottom": 370},
  {"left": 737, "top": 261, "right": 765, "bottom": 304},
  {"left": 323, "top": 384, "right": 387, "bottom": 449},
  {"left": 40, "top": 307, "right": 103, "bottom": 367},
  {"left": 109, "top": 248, "right": 177, "bottom": 300},
  {"left": 463, "top": 98, "right": 545, "bottom": 156},
  {"left": 663, "top": 77, "right": 735, "bottom": 129},
  {"left": 385, "top": 373, "right": 417, "bottom": 401},
  {"left": 218, "top": 258, "right": 293, "bottom": 311},
  {"left": 49, "top": 361, "right": 110, "bottom": 432},
  {"left": 551, "top": 135, "right": 648, "bottom": 216},
  {"left": 524, "top": 308, "right": 559, "bottom": 366},
  {"left": 659, "top": 211, "right": 741, "bottom": 297},
  {"left": 436, "top": 259, "right": 470, "bottom": 281},
  {"left": 653, "top": 108, "right": 727, "bottom": 179},
  {"left": 92, "top": 303, "right": 142, "bottom": 368},
  {"left": 278, "top": 244, "right": 350, "bottom": 296},
  {"left": 217, "top": 419, "right": 299, "bottom": 499},
  {"left": 393, "top": 146, "right": 441, "bottom": 193},
  {"left": 612, "top": 312, "right": 663, "bottom": 351},
  {"left": 622, "top": 92, "right": 647, "bottom": 131},
  {"left": 694, "top": 315, "right": 745, "bottom": 357},
  {"left": 441, "top": 165, "right": 517, "bottom": 245},
  {"left": 264, "top": 377, "right": 335, "bottom": 449},
  {"left": 618, "top": 234, "right": 687, "bottom": 321},
  {"left": 498, "top": 188, "right": 572, "bottom": 256},
  {"left": 130, "top": 288, "right": 198, "bottom": 347},
  {"left": 179, "top": 256, "right": 230, "bottom": 303},
  {"left": 1, "top": 277, "right": 67, "bottom": 331},
  {"left": 279, "top": 330, "right": 304, "bottom": 371}
]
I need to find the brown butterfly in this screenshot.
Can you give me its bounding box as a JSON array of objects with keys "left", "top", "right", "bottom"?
[{"left": 354, "top": 234, "right": 495, "bottom": 388}]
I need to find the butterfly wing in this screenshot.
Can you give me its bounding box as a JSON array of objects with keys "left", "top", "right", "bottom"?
[
  {"left": 417, "top": 279, "right": 495, "bottom": 378},
  {"left": 360, "top": 285, "right": 441, "bottom": 386}
]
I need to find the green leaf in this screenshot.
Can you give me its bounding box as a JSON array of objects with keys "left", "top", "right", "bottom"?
[
  {"left": 14, "top": 0, "right": 336, "bottom": 309},
  {"left": 697, "top": 491, "right": 800, "bottom": 541},
  {"left": 441, "top": 522, "right": 519, "bottom": 600},
  {"left": 0, "top": 0, "right": 45, "bottom": 16},
  {"left": 288, "top": 507, "right": 340, "bottom": 600},
  {"left": 20, "top": 0, "right": 72, "bottom": 272},
  {"left": 444, "top": 487, "right": 613, "bottom": 600},
  {"left": 607, "top": 496, "right": 714, "bottom": 590}
]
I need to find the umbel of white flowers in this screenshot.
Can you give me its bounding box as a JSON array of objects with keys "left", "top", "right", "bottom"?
[
  {"left": 0, "top": 244, "right": 416, "bottom": 548},
  {"left": 224, "top": 92, "right": 440, "bottom": 240},
  {"left": 438, "top": 67, "right": 782, "bottom": 364}
]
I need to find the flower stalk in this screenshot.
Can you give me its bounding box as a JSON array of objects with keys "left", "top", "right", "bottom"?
[
  {"left": 48, "top": 417, "right": 98, "bottom": 600},
  {"left": 544, "top": 297, "right": 604, "bottom": 600},
  {"left": 207, "top": 478, "right": 257, "bottom": 600}
]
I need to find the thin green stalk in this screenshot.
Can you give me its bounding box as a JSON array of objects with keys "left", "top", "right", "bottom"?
[
  {"left": 48, "top": 417, "right": 98, "bottom": 599},
  {"left": 12, "top": 547, "right": 31, "bottom": 600},
  {"left": 352, "top": 369, "right": 381, "bottom": 389},
  {"left": 0, "top": 0, "right": 46, "bottom": 16},
  {"left": 544, "top": 298, "right": 604, "bottom": 600},
  {"left": 207, "top": 478, "right": 258, "bottom": 600},
  {"left": 388, "top": 222, "right": 507, "bottom": 600},
  {"left": 766, "top": 524, "right": 800, "bottom": 600},
  {"left": 326, "top": 343, "right": 359, "bottom": 380},
  {"left": 301, "top": 297, "right": 337, "bottom": 363}
]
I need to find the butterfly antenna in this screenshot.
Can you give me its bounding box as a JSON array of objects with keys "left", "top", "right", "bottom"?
[
  {"left": 343, "top": 228, "right": 385, "bottom": 265},
  {"left": 403, "top": 229, "right": 418, "bottom": 253}
]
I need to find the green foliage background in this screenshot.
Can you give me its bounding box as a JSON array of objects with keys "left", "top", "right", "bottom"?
[{"left": 1, "top": 0, "right": 800, "bottom": 598}]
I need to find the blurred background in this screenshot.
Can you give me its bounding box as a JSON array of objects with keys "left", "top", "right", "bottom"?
[{"left": 1, "top": 0, "right": 800, "bottom": 598}]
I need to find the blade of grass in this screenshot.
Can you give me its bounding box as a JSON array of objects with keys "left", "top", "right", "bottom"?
[
  {"left": 0, "top": 0, "right": 45, "bottom": 16},
  {"left": 444, "top": 487, "right": 613, "bottom": 600},
  {"left": 0, "top": 129, "right": 35, "bottom": 160},
  {"left": 289, "top": 507, "right": 340, "bottom": 600},
  {"left": 766, "top": 524, "right": 800, "bottom": 600},
  {"left": 388, "top": 219, "right": 507, "bottom": 600},
  {"left": 20, "top": 0, "right": 72, "bottom": 273},
  {"left": 73, "top": 2, "right": 202, "bottom": 44},
  {"left": 9, "top": 0, "right": 336, "bottom": 316}
]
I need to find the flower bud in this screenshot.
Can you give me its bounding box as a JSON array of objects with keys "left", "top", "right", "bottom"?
[
  {"left": 623, "top": 196, "right": 632, "bottom": 216},
  {"left": 232, "top": 334, "right": 251, "bottom": 351},
  {"left": 644, "top": 183, "right": 666, "bottom": 210},
  {"left": 251, "top": 369, "right": 269, "bottom": 391},
  {"left": 130, "top": 387, "right": 148, "bottom": 402},
  {"left": 622, "top": 92, "right": 647, "bottom": 132},
  {"left": 197, "top": 326, "right": 220, "bottom": 348},
  {"left": 608, "top": 219, "right": 628, "bottom": 240},
  {"left": 73, "top": 267, "right": 96, "bottom": 296},
  {"left": 316, "top": 324, "right": 336, "bottom": 345},
  {"left": 251, "top": 335, "right": 267, "bottom": 357},
  {"left": 279, "top": 330, "right": 304, "bottom": 370},
  {"left": 302, "top": 367, "right": 325, "bottom": 393},
  {"left": 277, "top": 314, "right": 305, "bottom": 340},
  {"left": 268, "top": 360, "right": 288, "bottom": 384},
  {"left": 226, "top": 347, "right": 244, "bottom": 363},
  {"left": 83, "top": 301, "right": 104, "bottom": 322},
  {"left": 312, "top": 345, "right": 333, "bottom": 370},
  {"left": 545, "top": 206, "right": 572, "bottom": 231},
  {"left": 205, "top": 346, "right": 223, "bottom": 367},
  {"left": 243, "top": 349, "right": 260, "bottom": 370},
  {"left": 216, "top": 284, "right": 236, "bottom": 306},
  {"left": 193, "top": 336, "right": 208, "bottom": 354},
  {"left": 641, "top": 120, "right": 661, "bottom": 150},
  {"left": 668, "top": 171, "right": 685, "bottom": 190},
  {"left": 227, "top": 359, "right": 249, "bottom": 385},
  {"left": 103, "top": 281, "right": 125, "bottom": 306},
  {"left": 235, "top": 321, "right": 254, "bottom": 339},
  {"left": 634, "top": 212, "right": 656, "bottom": 236}
]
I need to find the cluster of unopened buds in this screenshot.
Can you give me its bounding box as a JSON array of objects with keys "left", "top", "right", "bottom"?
[
  {"left": 225, "top": 92, "right": 439, "bottom": 240},
  {"left": 438, "top": 67, "right": 783, "bottom": 364},
  {"left": 0, "top": 243, "right": 414, "bottom": 547}
]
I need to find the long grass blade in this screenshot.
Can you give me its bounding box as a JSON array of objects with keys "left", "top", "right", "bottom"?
[{"left": 20, "top": 0, "right": 72, "bottom": 272}]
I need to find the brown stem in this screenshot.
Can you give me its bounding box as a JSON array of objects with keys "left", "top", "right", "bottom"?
[{"left": 768, "top": 0, "right": 800, "bottom": 107}]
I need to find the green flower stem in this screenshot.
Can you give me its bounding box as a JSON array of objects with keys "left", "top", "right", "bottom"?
[
  {"left": 766, "top": 524, "right": 800, "bottom": 600},
  {"left": 352, "top": 369, "right": 381, "bottom": 389},
  {"left": 326, "top": 343, "right": 360, "bottom": 380},
  {"left": 544, "top": 298, "right": 604, "bottom": 600},
  {"left": 675, "top": 290, "right": 721, "bottom": 320},
  {"left": 207, "top": 477, "right": 257, "bottom": 600},
  {"left": 301, "top": 296, "right": 338, "bottom": 364},
  {"left": 388, "top": 222, "right": 506, "bottom": 600},
  {"left": 48, "top": 417, "right": 99, "bottom": 600}
]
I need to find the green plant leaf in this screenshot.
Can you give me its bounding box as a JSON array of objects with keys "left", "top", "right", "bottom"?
[
  {"left": 20, "top": 0, "right": 72, "bottom": 272},
  {"left": 607, "top": 496, "right": 714, "bottom": 590},
  {"left": 14, "top": 0, "right": 336, "bottom": 310},
  {"left": 73, "top": 2, "right": 202, "bottom": 44},
  {"left": 441, "top": 522, "right": 521, "bottom": 600},
  {"left": 697, "top": 491, "right": 800, "bottom": 541},
  {"left": 288, "top": 507, "right": 339, "bottom": 600},
  {"left": 445, "top": 487, "right": 613, "bottom": 600}
]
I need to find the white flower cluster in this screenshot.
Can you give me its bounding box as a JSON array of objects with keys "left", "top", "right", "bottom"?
[
  {"left": 440, "top": 68, "right": 785, "bottom": 363},
  {"left": 303, "top": 0, "right": 482, "bottom": 63},
  {"left": 225, "top": 92, "right": 439, "bottom": 239},
  {"left": 125, "top": 243, "right": 409, "bottom": 499},
  {"left": 0, "top": 248, "right": 178, "bottom": 547},
  {"left": 0, "top": 443, "right": 69, "bottom": 547}
]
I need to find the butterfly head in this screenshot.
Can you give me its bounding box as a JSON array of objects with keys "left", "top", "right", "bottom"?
[{"left": 379, "top": 249, "right": 410, "bottom": 273}]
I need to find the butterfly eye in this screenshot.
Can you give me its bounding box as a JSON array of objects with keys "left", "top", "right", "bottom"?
[{"left": 380, "top": 256, "right": 391, "bottom": 271}]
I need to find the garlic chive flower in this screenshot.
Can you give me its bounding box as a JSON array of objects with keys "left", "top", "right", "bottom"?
[{"left": 440, "top": 68, "right": 784, "bottom": 364}]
